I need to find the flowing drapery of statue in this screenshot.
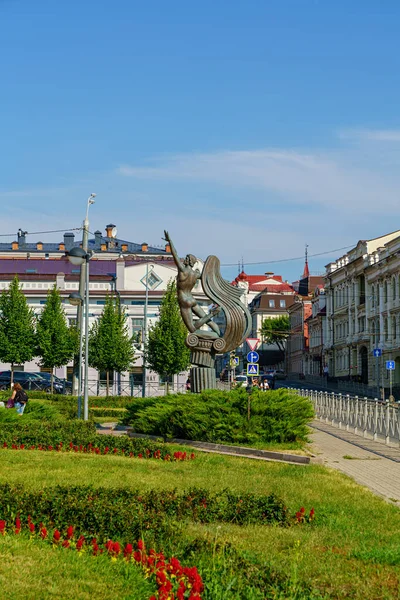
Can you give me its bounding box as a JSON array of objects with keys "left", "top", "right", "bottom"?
[{"left": 164, "top": 231, "right": 251, "bottom": 393}]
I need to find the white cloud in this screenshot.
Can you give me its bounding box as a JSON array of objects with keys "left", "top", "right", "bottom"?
[
  {"left": 338, "top": 128, "right": 400, "bottom": 142},
  {"left": 117, "top": 146, "right": 400, "bottom": 214}
]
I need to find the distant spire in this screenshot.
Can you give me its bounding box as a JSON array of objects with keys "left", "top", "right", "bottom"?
[
  {"left": 302, "top": 244, "right": 310, "bottom": 278},
  {"left": 241, "top": 256, "right": 244, "bottom": 272},
  {"left": 238, "top": 260, "right": 241, "bottom": 275}
]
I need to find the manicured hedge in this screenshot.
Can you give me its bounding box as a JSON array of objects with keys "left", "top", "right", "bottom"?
[
  {"left": 0, "top": 484, "right": 290, "bottom": 543},
  {"left": 122, "top": 388, "right": 314, "bottom": 444}
]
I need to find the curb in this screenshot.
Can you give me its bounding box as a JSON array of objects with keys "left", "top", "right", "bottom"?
[{"left": 127, "top": 430, "right": 310, "bottom": 465}]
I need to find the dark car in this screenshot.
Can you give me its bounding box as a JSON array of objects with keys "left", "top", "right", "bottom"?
[
  {"left": 31, "top": 372, "right": 72, "bottom": 395},
  {"left": 0, "top": 371, "right": 51, "bottom": 392}
]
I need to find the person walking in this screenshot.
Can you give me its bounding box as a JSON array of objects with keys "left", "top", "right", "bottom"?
[{"left": 10, "top": 383, "right": 28, "bottom": 415}]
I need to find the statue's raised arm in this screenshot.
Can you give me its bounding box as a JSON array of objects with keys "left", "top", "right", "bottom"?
[{"left": 164, "top": 230, "right": 183, "bottom": 272}]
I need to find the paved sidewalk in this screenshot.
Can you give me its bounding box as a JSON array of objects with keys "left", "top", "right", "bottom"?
[{"left": 309, "top": 421, "right": 400, "bottom": 503}]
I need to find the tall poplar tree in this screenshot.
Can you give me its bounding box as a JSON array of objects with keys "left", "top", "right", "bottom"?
[
  {"left": 88, "top": 294, "right": 134, "bottom": 396},
  {"left": 145, "top": 279, "right": 190, "bottom": 394},
  {"left": 36, "top": 286, "right": 77, "bottom": 393},
  {"left": 0, "top": 275, "right": 36, "bottom": 384}
]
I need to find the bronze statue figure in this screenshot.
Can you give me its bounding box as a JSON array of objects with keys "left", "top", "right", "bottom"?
[
  {"left": 164, "top": 231, "right": 220, "bottom": 337},
  {"left": 164, "top": 231, "right": 251, "bottom": 393}
]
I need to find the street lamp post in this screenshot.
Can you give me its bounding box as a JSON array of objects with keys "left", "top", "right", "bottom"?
[
  {"left": 68, "top": 194, "right": 94, "bottom": 420},
  {"left": 68, "top": 247, "right": 92, "bottom": 420},
  {"left": 72, "top": 194, "right": 96, "bottom": 398},
  {"left": 142, "top": 263, "right": 154, "bottom": 398}
]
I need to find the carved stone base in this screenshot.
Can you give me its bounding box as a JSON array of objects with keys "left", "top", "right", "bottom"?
[
  {"left": 186, "top": 334, "right": 226, "bottom": 392},
  {"left": 190, "top": 367, "right": 217, "bottom": 393}
]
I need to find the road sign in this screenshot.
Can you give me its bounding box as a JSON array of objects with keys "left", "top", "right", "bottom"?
[
  {"left": 247, "top": 351, "right": 259, "bottom": 363},
  {"left": 386, "top": 360, "right": 395, "bottom": 370},
  {"left": 373, "top": 348, "right": 382, "bottom": 357},
  {"left": 230, "top": 357, "right": 239, "bottom": 367},
  {"left": 247, "top": 363, "right": 259, "bottom": 376},
  {"left": 246, "top": 338, "right": 260, "bottom": 351}
]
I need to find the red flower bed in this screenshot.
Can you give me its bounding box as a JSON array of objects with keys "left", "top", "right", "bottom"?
[
  {"left": 1, "top": 441, "right": 195, "bottom": 462},
  {"left": 0, "top": 516, "right": 203, "bottom": 600}
]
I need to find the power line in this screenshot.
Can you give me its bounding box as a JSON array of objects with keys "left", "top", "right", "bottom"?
[
  {"left": 0, "top": 227, "right": 82, "bottom": 238},
  {"left": 221, "top": 244, "right": 355, "bottom": 268}
]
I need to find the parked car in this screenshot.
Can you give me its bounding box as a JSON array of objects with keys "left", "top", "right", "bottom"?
[
  {"left": 0, "top": 371, "right": 51, "bottom": 392},
  {"left": 31, "top": 372, "right": 72, "bottom": 395},
  {"left": 234, "top": 375, "right": 248, "bottom": 387},
  {"left": 0, "top": 371, "right": 71, "bottom": 394}
]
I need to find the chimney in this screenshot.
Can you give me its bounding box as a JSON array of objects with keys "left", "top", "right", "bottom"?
[
  {"left": 121, "top": 243, "right": 128, "bottom": 252},
  {"left": 56, "top": 272, "right": 65, "bottom": 290},
  {"left": 165, "top": 243, "right": 171, "bottom": 253},
  {"left": 141, "top": 242, "right": 148, "bottom": 252},
  {"left": 116, "top": 259, "right": 125, "bottom": 291},
  {"left": 105, "top": 224, "right": 116, "bottom": 238},
  {"left": 265, "top": 272, "right": 274, "bottom": 277},
  {"left": 37, "top": 242, "right": 43, "bottom": 250},
  {"left": 17, "top": 229, "right": 27, "bottom": 246},
  {"left": 100, "top": 243, "right": 107, "bottom": 252},
  {"left": 58, "top": 242, "right": 65, "bottom": 251},
  {"left": 94, "top": 230, "right": 102, "bottom": 249},
  {"left": 64, "top": 232, "right": 75, "bottom": 251},
  {"left": 11, "top": 241, "right": 18, "bottom": 250}
]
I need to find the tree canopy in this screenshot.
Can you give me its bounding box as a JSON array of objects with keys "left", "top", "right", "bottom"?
[
  {"left": 36, "top": 286, "right": 77, "bottom": 392},
  {"left": 0, "top": 276, "right": 36, "bottom": 381},
  {"left": 259, "top": 315, "right": 290, "bottom": 352},
  {"left": 145, "top": 279, "right": 190, "bottom": 392},
  {"left": 88, "top": 294, "right": 135, "bottom": 395}
]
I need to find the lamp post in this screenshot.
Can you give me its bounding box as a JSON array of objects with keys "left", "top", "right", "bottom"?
[
  {"left": 142, "top": 263, "right": 154, "bottom": 398},
  {"left": 68, "top": 246, "right": 92, "bottom": 420},
  {"left": 72, "top": 194, "right": 96, "bottom": 396}
]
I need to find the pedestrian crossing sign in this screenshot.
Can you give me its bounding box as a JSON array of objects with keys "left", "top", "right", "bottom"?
[{"left": 247, "top": 363, "right": 259, "bottom": 376}]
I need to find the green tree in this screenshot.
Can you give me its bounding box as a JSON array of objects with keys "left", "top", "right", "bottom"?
[
  {"left": 88, "top": 294, "right": 135, "bottom": 396},
  {"left": 0, "top": 275, "right": 36, "bottom": 385},
  {"left": 36, "top": 286, "right": 77, "bottom": 393},
  {"left": 145, "top": 279, "right": 190, "bottom": 394},
  {"left": 259, "top": 315, "right": 290, "bottom": 353}
]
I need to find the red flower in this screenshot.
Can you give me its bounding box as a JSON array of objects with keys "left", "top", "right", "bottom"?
[
  {"left": 2, "top": 442, "right": 7, "bottom": 448},
  {"left": 15, "top": 517, "right": 21, "bottom": 534},
  {"left": 124, "top": 543, "right": 133, "bottom": 558},
  {"left": 138, "top": 453, "right": 143, "bottom": 459},
  {"left": 20, "top": 444, "right": 25, "bottom": 450},
  {"left": 29, "top": 522, "right": 35, "bottom": 534},
  {"left": 62, "top": 540, "right": 70, "bottom": 548},
  {"left": 76, "top": 535, "right": 85, "bottom": 551},
  {"left": 0, "top": 520, "right": 6, "bottom": 535},
  {"left": 309, "top": 507, "right": 315, "bottom": 521},
  {"left": 40, "top": 526, "right": 48, "bottom": 539},
  {"left": 112, "top": 541, "right": 121, "bottom": 555},
  {"left": 137, "top": 539, "right": 145, "bottom": 551},
  {"left": 48, "top": 446, "right": 53, "bottom": 451},
  {"left": 53, "top": 530, "right": 61, "bottom": 542},
  {"left": 113, "top": 448, "right": 118, "bottom": 454},
  {"left": 66, "top": 526, "right": 74, "bottom": 539}
]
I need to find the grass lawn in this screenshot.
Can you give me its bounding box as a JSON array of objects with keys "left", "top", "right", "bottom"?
[
  {"left": 0, "top": 535, "right": 154, "bottom": 600},
  {"left": 1, "top": 448, "right": 400, "bottom": 599}
]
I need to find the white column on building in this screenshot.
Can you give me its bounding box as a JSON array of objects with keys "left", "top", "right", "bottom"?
[
  {"left": 354, "top": 279, "right": 359, "bottom": 334},
  {"left": 387, "top": 278, "right": 392, "bottom": 348},
  {"left": 348, "top": 281, "right": 353, "bottom": 338},
  {"left": 379, "top": 280, "right": 384, "bottom": 346}
]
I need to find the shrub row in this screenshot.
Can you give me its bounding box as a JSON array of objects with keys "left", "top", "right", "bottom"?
[
  {"left": 0, "top": 484, "right": 291, "bottom": 544},
  {"left": 0, "top": 420, "right": 175, "bottom": 458},
  {"left": 122, "top": 388, "right": 314, "bottom": 445}
]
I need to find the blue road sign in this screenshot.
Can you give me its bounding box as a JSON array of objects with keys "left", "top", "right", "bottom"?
[
  {"left": 247, "top": 351, "right": 259, "bottom": 363},
  {"left": 247, "top": 363, "right": 259, "bottom": 376},
  {"left": 230, "top": 357, "right": 239, "bottom": 367},
  {"left": 386, "top": 360, "right": 395, "bottom": 370},
  {"left": 373, "top": 348, "right": 382, "bottom": 357}
]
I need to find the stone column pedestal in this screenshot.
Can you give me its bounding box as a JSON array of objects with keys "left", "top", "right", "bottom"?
[{"left": 190, "top": 366, "right": 217, "bottom": 393}]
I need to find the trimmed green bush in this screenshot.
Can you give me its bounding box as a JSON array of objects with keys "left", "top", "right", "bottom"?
[{"left": 122, "top": 388, "right": 314, "bottom": 444}]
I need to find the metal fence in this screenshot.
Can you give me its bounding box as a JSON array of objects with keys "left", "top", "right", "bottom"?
[
  {"left": 291, "top": 388, "right": 400, "bottom": 446},
  {"left": 82, "top": 379, "right": 229, "bottom": 397}
]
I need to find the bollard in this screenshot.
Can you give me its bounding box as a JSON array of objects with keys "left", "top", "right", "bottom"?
[
  {"left": 363, "top": 398, "right": 368, "bottom": 438},
  {"left": 374, "top": 401, "right": 378, "bottom": 441},
  {"left": 354, "top": 396, "right": 359, "bottom": 436}
]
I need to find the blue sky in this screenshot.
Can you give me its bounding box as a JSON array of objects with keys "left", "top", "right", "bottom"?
[{"left": 1, "top": 0, "right": 400, "bottom": 281}]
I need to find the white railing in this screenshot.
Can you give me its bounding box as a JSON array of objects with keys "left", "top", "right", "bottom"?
[{"left": 292, "top": 388, "right": 400, "bottom": 446}]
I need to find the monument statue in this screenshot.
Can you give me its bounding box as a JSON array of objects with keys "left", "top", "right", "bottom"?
[{"left": 164, "top": 231, "right": 251, "bottom": 392}]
